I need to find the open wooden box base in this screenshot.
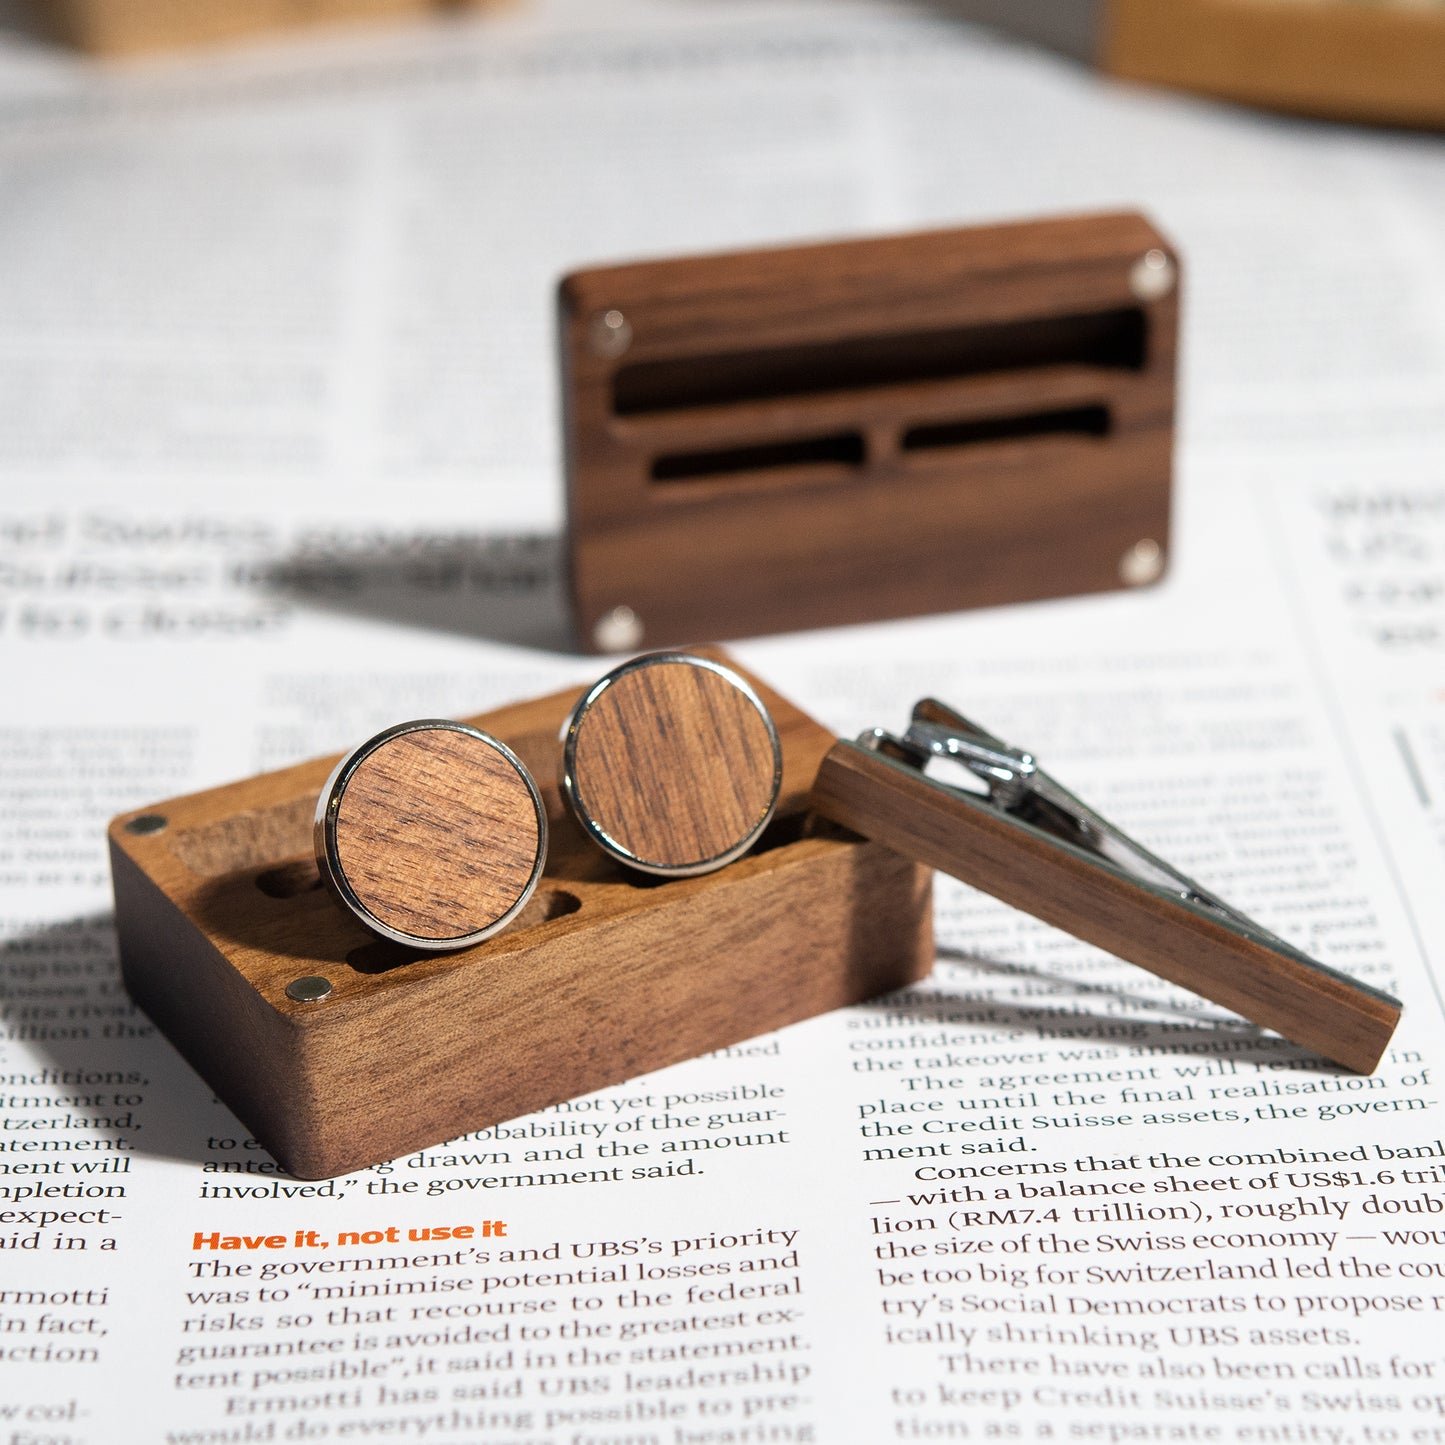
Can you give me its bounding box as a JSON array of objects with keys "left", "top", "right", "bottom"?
[{"left": 108, "top": 660, "right": 934, "bottom": 1179}]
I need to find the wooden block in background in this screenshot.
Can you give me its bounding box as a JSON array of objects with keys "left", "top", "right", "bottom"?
[
  {"left": 561, "top": 212, "right": 1177, "bottom": 654},
  {"left": 1104, "top": 0, "right": 1445, "bottom": 130},
  {"left": 109, "top": 656, "right": 933, "bottom": 1180},
  {"left": 33, "top": 0, "right": 507, "bottom": 57}
]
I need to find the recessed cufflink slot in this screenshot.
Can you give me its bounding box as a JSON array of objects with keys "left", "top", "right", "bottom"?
[
  {"left": 612, "top": 307, "right": 1146, "bottom": 418},
  {"left": 343, "top": 888, "right": 583, "bottom": 973},
  {"left": 650, "top": 431, "right": 867, "bottom": 484},
  {"left": 255, "top": 859, "right": 323, "bottom": 899},
  {"left": 901, "top": 404, "right": 1112, "bottom": 454}
]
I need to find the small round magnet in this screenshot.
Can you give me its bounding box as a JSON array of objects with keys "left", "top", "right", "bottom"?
[
  {"left": 314, "top": 720, "right": 547, "bottom": 951},
  {"left": 560, "top": 653, "right": 783, "bottom": 877}
]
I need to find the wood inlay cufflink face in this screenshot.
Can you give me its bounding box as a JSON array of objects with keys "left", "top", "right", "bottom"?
[
  {"left": 560, "top": 653, "right": 782, "bottom": 877},
  {"left": 315, "top": 721, "right": 547, "bottom": 951}
]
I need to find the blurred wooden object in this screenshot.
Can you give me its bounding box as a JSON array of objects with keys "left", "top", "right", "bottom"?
[
  {"left": 34, "top": 0, "right": 506, "bottom": 56},
  {"left": 562, "top": 212, "right": 1177, "bottom": 653},
  {"left": 938, "top": 0, "right": 1444, "bottom": 129},
  {"left": 1105, "top": 0, "right": 1445, "bottom": 130}
]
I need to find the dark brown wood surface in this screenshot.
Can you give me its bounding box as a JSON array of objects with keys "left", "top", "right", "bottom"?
[
  {"left": 811, "top": 740, "right": 1400, "bottom": 1075},
  {"left": 109, "top": 654, "right": 933, "bottom": 1179},
  {"left": 567, "top": 657, "right": 778, "bottom": 872},
  {"left": 331, "top": 726, "right": 541, "bottom": 943},
  {"left": 561, "top": 212, "right": 1176, "bottom": 651}
]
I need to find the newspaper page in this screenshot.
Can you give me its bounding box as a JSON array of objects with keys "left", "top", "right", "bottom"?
[{"left": 1, "top": 2, "right": 1444, "bottom": 1440}]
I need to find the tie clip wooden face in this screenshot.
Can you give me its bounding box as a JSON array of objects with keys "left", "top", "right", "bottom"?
[
  {"left": 314, "top": 720, "right": 547, "bottom": 951},
  {"left": 810, "top": 699, "right": 1403, "bottom": 1075},
  {"left": 560, "top": 652, "right": 783, "bottom": 878}
]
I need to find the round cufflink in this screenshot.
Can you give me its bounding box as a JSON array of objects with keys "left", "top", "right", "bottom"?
[
  {"left": 560, "top": 653, "right": 783, "bottom": 878},
  {"left": 315, "top": 720, "right": 547, "bottom": 951}
]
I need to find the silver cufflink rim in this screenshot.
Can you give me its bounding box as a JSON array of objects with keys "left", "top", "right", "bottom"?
[
  {"left": 558, "top": 651, "right": 783, "bottom": 879},
  {"left": 314, "top": 718, "right": 549, "bottom": 952}
]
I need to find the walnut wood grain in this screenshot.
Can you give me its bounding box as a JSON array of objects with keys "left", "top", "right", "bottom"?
[
  {"left": 565, "top": 655, "right": 780, "bottom": 874},
  {"left": 108, "top": 652, "right": 932, "bottom": 1179},
  {"left": 561, "top": 212, "right": 1176, "bottom": 651},
  {"left": 328, "top": 725, "right": 542, "bottom": 944},
  {"left": 811, "top": 741, "right": 1400, "bottom": 1075}
]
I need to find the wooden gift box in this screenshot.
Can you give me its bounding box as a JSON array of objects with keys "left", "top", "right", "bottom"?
[
  {"left": 108, "top": 660, "right": 933, "bottom": 1179},
  {"left": 560, "top": 212, "right": 1178, "bottom": 653}
]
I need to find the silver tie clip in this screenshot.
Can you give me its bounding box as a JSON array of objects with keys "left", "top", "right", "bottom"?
[{"left": 810, "top": 699, "right": 1402, "bottom": 1074}]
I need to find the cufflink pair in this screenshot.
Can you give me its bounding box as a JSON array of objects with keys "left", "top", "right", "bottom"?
[{"left": 313, "top": 653, "right": 783, "bottom": 951}]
